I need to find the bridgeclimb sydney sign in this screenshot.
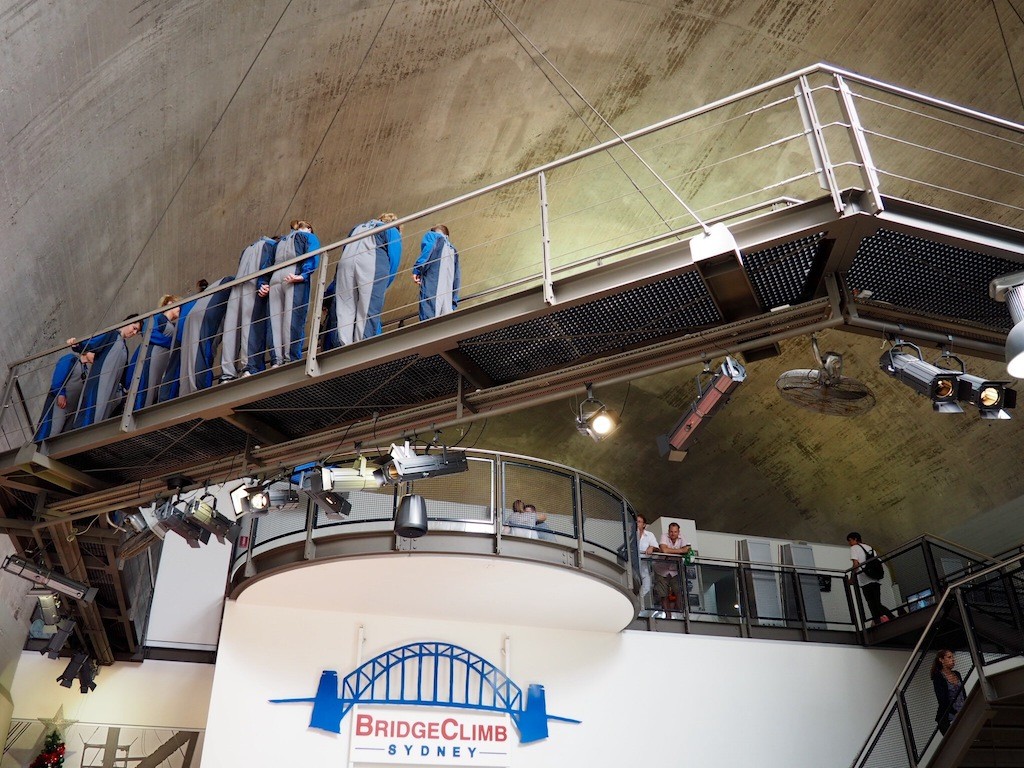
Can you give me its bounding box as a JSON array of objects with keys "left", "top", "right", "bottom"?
[{"left": 270, "top": 641, "right": 580, "bottom": 765}]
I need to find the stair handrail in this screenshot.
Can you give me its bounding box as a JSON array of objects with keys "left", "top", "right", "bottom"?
[{"left": 850, "top": 548, "right": 1024, "bottom": 767}]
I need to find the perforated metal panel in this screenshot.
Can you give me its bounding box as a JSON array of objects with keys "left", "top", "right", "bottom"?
[
  {"left": 460, "top": 271, "right": 720, "bottom": 382},
  {"left": 744, "top": 233, "right": 825, "bottom": 309},
  {"left": 848, "top": 229, "right": 1017, "bottom": 330},
  {"left": 62, "top": 419, "right": 251, "bottom": 483},
  {"left": 240, "top": 354, "right": 458, "bottom": 437}
]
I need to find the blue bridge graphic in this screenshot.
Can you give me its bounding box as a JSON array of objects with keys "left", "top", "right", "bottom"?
[{"left": 270, "top": 641, "right": 579, "bottom": 743}]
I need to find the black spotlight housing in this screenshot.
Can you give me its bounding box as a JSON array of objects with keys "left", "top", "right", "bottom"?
[
  {"left": 56, "top": 653, "right": 89, "bottom": 689},
  {"left": 879, "top": 345, "right": 963, "bottom": 413},
  {"left": 957, "top": 374, "right": 1017, "bottom": 419}
]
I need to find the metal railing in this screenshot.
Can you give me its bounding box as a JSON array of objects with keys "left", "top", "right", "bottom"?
[
  {"left": 2, "top": 63, "right": 1022, "bottom": 450},
  {"left": 228, "top": 449, "right": 635, "bottom": 596},
  {"left": 851, "top": 550, "right": 1024, "bottom": 768}
]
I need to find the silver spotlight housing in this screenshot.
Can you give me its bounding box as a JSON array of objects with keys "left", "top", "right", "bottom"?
[
  {"left": 990, "top": 271, "right": 1024, "bottom": 378},
  {"left": 2, "top": 555, "right": 98, "bottom": 603},
  {"left": 879, "top": 343, "right": 963, "bottom": 413},
  {"left": 957, "top": 373, "right": 1017, "bottom": 419},
  {"left": 575, "top": 383, "right": 621, "bottom": 442}
]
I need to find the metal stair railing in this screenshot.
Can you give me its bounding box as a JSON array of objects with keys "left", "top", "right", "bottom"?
[{"left": 850, "top": 550, "right": 1024, "bottom": 768}]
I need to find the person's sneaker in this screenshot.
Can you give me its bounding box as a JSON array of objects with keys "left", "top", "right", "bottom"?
[
  {"left": 240, "top": 371, "right": 252, "bottom": 378},
  {"left": 218, "top": 374, "right": 236, "bottom": 383}
]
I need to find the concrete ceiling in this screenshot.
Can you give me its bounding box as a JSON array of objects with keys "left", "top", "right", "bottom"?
[{"left": 3, "top": 0, "right": 1024, "bottom": 553}]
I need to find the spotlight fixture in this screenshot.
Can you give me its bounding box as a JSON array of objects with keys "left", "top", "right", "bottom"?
[
  {"left": 394, "top": 492, "right": 428, "bottom": 538},
  {"left": 575, "top": 383, "right": 621, "bottom": 441},
  {"left": 989, "top": 271, "right": 1024, "bottom": 377},
  {"left": 78, "top": 657, "right": 97, "bottom": 693},
  {"left": 299, "top": 466, "right": 362, "bottom": 520},
  {"left": 182, "top": 495, "right": 239, "bottom": 543},
  {"left": 657, "top": 356, "right": 747, "bottom": 461},
  {"left": 36, "top": 593, "right": 62, "bottom": 625},
  {"left": 381, "top": 442, "right": 469, "bottom": 483},
  {"left": 957, "top": 374, "right": 1017, "bottom": 419},
  {"left": 154, "top": 500, "right": 211, "bottom": 548},
  {"left": 879, "top": 343, "right": 963, "bottom": 413},
  {"left": 229, "top": 483, "right": 299, "bottom": 516},
  {"left": 56, "top": 653, "right": 89, "bottom": 689},
  {"left": 42, "top": 618, "right": 76, "bottom": 660},
  {"left": 2, "top": 556, "right": 98, "bottom": 603}
]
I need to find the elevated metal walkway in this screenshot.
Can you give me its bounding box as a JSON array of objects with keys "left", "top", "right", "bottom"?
[{"left": 1, "top": 64, "right": 1023, "bottom": 662}]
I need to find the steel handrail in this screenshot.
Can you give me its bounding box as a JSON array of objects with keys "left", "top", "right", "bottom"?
[
  {"left": 850, "top": 549, "right": 1024, "bottom": 767},
  {"left": 12, "top": 62, "right": 1019, "bottom": 371}
]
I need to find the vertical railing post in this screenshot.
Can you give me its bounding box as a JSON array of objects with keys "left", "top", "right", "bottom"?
[
  {"left": 538, "top": 172, "right": 556, "bottom": 306},
  {"left": 735, "top": 564, "right": 751, "bottom": 638},
  {"left": 793, "top": 566, "right": 811, "bottom": 641},
  {"left": 956, "top": 587, "right": 997, "bottom": 702},
  {"left": 835, "top": 74, "right": 884, "bottom": 213},
  {"left": 621, "top": 498, "right": 635, "bottom": 596},
  {"left": 120, "top": 318, "right": 153, "bottom": 432},
  {"left": 243, "top": 516, "right": 258, "bottom": 578},
  {"left": 895, "top": 690, "right": 920, "bottom": 766},
  {"left": 796, "top": 75, "right": 843, "bottom": 213},
  {"left": 303, "top": 497, "right": 317, "bottom": 560},
  {"left": 573, "top": 471, "right": 585, "bottom": 569},
  {"left": 305, "top": 245, "right": 333, "bottom": 378},
  {"left": 0, "top": 365, "right": 22, "bottom": 447},
  {"left": 494, "top": 454, "right": 505, "bottom": 555}
]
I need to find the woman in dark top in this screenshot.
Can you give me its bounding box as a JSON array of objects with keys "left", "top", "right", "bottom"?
[{"left": 931, "top": 649, "right": 965, "bottom": 734}]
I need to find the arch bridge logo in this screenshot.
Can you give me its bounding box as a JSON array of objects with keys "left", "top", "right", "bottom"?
[{"left": 271, "top": 641, "right": 579, "bottom": 763}]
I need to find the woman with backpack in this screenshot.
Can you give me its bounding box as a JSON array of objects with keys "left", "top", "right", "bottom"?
[{"left": 847, "top": 531, "right": 895, "bottom": 625}]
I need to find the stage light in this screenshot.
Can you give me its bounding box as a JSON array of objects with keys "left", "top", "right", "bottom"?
[
  {"left": 381, "top": 442, "right": 469, "bottom": 482},
  {"left": 395, "top": 493, "right": 428, "bottom": 538},
  {"left": 154, "top": 500, "right": 210, "bottom": 548},
  {"left": 36, "top": 594, "right": 61, "bottom": 625},
  {"left": 879, "top": 343, "right": 963, "bottom": 413},
  {"left": 657, "top": 356, "right": 747, "bottom": 461},
  {"left": 299, "top": 468, "right": 356, "bottom": 520},
  {"left": 56, "top": 653, "right": 89, "bottom": 689},
  {"left": 2, "top": 556, "right": 98, "bottom": 603},
  {"left": 230, "top": 483, "right": 299, "bottom": 516},
  {"left": 575, "top": 384, "right": 621, "bottom": 441},
  {"left": 989, "top": 271, "right": 1024, "bottom": 377},
  {"left": 957, "top": 374, "right": 1017, "bottom": 419},
  {"left": 42, "top": 618, "right": 76, "bottom": 660},
  {"left": 78, "top": 657, "right": 97, "bottom": 693}
]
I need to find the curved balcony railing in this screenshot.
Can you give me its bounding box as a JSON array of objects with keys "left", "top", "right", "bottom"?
[{"left": 227, "top": 449, "right": 638, "bottom": 604}]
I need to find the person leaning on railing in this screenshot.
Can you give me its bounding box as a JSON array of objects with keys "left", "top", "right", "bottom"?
[
  {"left": 930, "top": 649, "right": 965, "bottom": 735},
  {"left": 634, "top": 514, "right": 658, "bottom": 600},
  {"left": 654, "top": 522, "right": 691, "bottom": 614}
]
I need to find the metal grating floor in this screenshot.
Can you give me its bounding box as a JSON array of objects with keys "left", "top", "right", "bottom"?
[
  {"left": 744, "top": 233, "right": 825, "bottom": 310},
  {"left": 848, "top": 228, "right": 1016, "bottom": 331},
  {"left": 460, "top": 270, "right": 721, "bottom": 383}
]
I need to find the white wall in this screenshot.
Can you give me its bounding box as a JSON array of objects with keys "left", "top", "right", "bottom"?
[
  {"left": 10, "top": 653, "right": 213, "bottom": 730},
  {"left": 202, "top": 600, "right": 907, "bottom": 768},
  {"left": 145, "top": 488, "right": 234, "bottom": 650}
]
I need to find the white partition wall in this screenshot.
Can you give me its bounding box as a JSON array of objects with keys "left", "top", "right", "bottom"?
[{"left": 202, "top": 599, "right": 907, "bottom": 768}]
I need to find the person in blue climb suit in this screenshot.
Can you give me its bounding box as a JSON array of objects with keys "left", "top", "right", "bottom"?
[
  {"left": 413, "top": 224, "right": 460, "bottom": 321},
  {"left": 222, "top": 236, "right": 277, "bottom": 379},
  {"left": 269, "top": 220, "right": 320, "bottom": 365},
  {"left": 124, "top": 294, "right": 181, "bottom": 410},
  {"left": 34, "top": 350, "right": 94, "bottom": 441},
  {"left": 157, "top": 293, "right": 200, "bottom": 403},
  {"left": 68, "top": 315, "right": 142, "bottom": 429},
  {"left": 178, "top": 276, "right": 234, "bottom": 396},
  {"left": 333, "top": 212, "right": 402, "bottom": 346}
]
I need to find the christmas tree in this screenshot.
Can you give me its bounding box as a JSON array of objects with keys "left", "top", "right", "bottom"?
[{"left": 30, "top": 730, "right": 65, "bottom": 768}]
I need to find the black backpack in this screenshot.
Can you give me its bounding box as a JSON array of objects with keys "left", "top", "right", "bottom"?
[{"left": 860, "top": 544, "right": 884, "bottom": 580}]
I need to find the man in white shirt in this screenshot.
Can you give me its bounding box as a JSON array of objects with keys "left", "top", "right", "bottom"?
[
  {"left": 654, "top": 522, "right": 691, "bottom": 614},
  {"left": 635, "top": 514, "right": 659, "bottom": 602},
  {"left": 847, "top": 531, "right": 894, "bottom": 624}
]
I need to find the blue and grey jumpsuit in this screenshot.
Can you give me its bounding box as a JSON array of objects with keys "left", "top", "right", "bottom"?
[
  {"left": 268, "top": 230, "right": 320, "bottom": 364},
  {"left": 333, "top": 220, "right": 402, "bottom": 345},
  {"left": 158, "top": 299, "right": 197, "bottom": 403},
  {"left": 179, "top": 277, "right": 234, "bottom": 396},
  {"left": 125, "top": 313, "right": 175, "bottom": 410},
  {"left": 71, "top": 331, "right": 131, "bottom": 428},
  {"left": 34, "top": 353, "right": 87, "bottom": 441},
  {"left": 222, "top": 237, "right": 276, "bottom": 377},
  {"left": 414, "top": 230, "right": 461, "bottom": 321}
]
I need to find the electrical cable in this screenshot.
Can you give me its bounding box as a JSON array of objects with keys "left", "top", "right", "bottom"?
[
  {"left": 481, "top": 0, "right": 711, "bottom": 234},
  {"left": 103, "top": 0, "right": 298, "bottom": 316},
  {"left": 275, "top": 0, "right": 399, "bottom": 232}
]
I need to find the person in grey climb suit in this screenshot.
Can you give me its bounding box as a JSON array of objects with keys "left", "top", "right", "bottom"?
[
  {"left": 413, "top": 225, "right": 460, "bottom": 321},
  {"left": 34, "top": 350, "right": 94, "bottom": 441},
  {"left": 333, "top": 213, "right": 402, "bottom": 346},
  {"left": 222, "top": 236, "right": 277, "bottom": 378},
  {"left": 268, "top": 220, "right": 320, "bottom": 365},
  {"left": 69, "top": 315, "right": 142, "bottom": 428},
  {"left": 125, "top": 295, "right": 181, "bottom": 409},
  {"left": 178, "top": 277, "right": 234, "bottom": 396}
]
